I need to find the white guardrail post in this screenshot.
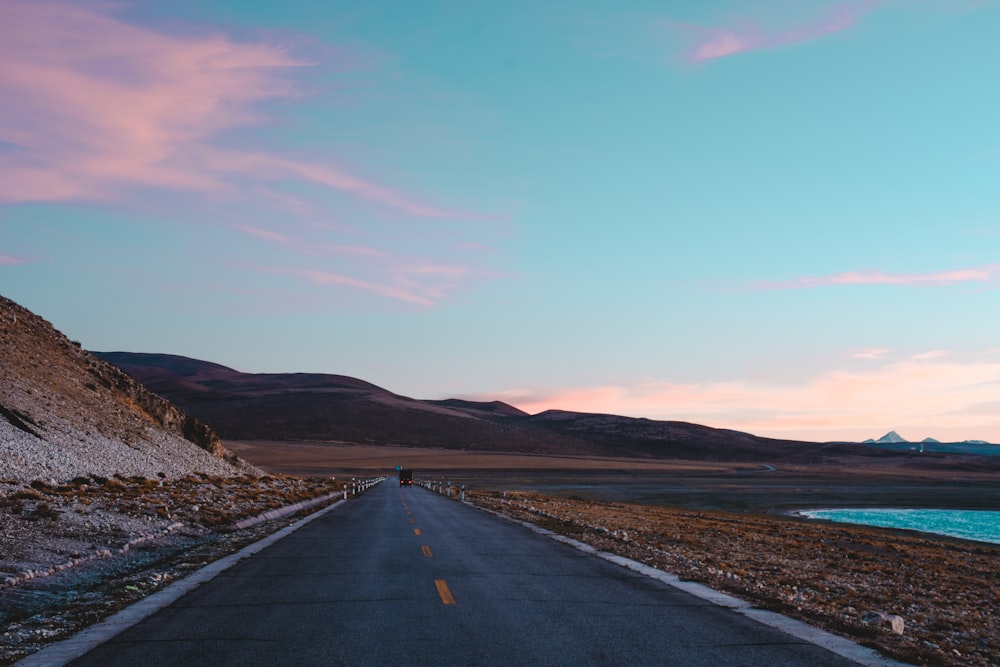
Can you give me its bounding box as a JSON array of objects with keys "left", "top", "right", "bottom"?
[{"left": 344, "top": 477, "right": 385, "bottom": 499}]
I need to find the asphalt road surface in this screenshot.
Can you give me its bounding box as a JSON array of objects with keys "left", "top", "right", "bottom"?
[{"left": 67, "top": 481, "right": 868, "bottom": 666}]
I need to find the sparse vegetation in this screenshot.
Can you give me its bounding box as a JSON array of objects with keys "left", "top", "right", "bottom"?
[
  {"left": 26, "top": 501, "right": 60, "bottom": 521},
  {"left": 3, "top": 474, "right": 340, "bottom": 530},
  {"left": 0, "top": 473, "right": 349, "bottom": 664}
]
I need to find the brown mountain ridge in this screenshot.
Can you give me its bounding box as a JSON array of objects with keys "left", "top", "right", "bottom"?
[{"left": 94, "top": 352, "right": 887, "bottom": 464}]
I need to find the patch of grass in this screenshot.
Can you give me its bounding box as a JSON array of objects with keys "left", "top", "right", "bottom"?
[{"left": 27, "top": 501, "right": 61, "bottom": 521}]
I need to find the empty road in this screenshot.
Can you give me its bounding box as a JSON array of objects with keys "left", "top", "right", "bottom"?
[{"left": 65, "top": 480, "right": 873, "bottom": 666}]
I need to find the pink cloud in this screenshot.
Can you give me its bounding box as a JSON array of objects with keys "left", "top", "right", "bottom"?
[
  {"left": 0, "top": 254, "right": 27, "bottom": 266},
  {"left": 850, "top": 347, "right": 890, "bottom": 360},
  {"left": 0, "top": 0, "right": 481, "bottom": 221},
  {"left": 763, "top": 265, "right": 1000, "bottom": 290},
  {"left": 912, "top": 349, "right": 950, "bottom": 361},
  {"left": 256, "top": 254, "right": 477, "bottom": 307},
  {"left": 237, "top": 225, "right": 295, "bottom": 245},
  {"left": 675, "top": 1, "right": 882, "bottom": 62},
  {"left": 0, "top": 1, "right": 501, "bottom": 308},
  {"left": 692, "top": 29, "right": 759, "bottom": 61},
  {"left": 290, "top": 269, "right": 437, "bottom": 307},
  {"left": 237, "top": 221, "right": 485, "bottom": 305},
  {"left": 0, "top": 1, "right": 302, "bottom": 201},
  {"left": 200, "top": 149, "right": 485, "bottom": 220},
  {"left": 482, "top": 349, "right": 1000, "bottom": 443},
  {"left": 327, "top": 245, "right": 391, "bottom": 259},
  {"left": 236, "top": 224, "right": 394, "bottom": 259}
]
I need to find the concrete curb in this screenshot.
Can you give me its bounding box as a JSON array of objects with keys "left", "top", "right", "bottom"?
[
  {"left": 469, "top": 500, "right": 912, "bottom": 667},
  {"left": 232, "top": 491, "right": 342, "bottom": 529},
  {"left": 14, "top": 498, "right": 348, "bottom": 667}
]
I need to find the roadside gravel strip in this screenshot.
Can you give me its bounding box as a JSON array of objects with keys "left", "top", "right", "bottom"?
[
  {"left": 14, "top": 498, "right": 347, "bottom": 667},
  {"left": 469, "top": 501, "right": 911, "bottom": 667}
]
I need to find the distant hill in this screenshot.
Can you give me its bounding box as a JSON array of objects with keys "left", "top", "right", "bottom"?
[
  {"left": 0, "top": 295, "right": 255, "bottom": 481},
  {"left": 95, "top": 352, "right": 887, "bottom": 464}
]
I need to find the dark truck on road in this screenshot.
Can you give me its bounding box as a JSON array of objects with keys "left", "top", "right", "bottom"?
[{"left": 399, "top": 469, "right": 412, "bottom": 486}]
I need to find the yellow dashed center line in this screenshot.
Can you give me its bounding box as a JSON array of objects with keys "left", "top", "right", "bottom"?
[
  {"left": 413, "top": 528, "right": 421, "bottom": 536},
  {"left": 421, "top": 545, "right": 433, "bottom": 557},
  {"left": 409, "top": 518, "right": 416, "bottom": 523},
  {"left": 434, "top": 579, "right": 456, "bottom": 605}
]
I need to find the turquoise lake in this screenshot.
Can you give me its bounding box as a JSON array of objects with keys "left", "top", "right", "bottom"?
[{"left": 800, "top": 508, "right": 1000, "bottom": 545}]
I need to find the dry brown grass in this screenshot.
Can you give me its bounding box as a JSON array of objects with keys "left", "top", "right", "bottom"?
[
  {"left": 225, "top": 440, "right": 741, "bottom": 475},
  {"left": 2, "top": 474, "right": 343, "bottom": 532}
]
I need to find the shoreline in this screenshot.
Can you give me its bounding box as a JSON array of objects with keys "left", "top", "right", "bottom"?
[{"left": 793, "top": 507, "right": 1000, "bottom": 546}]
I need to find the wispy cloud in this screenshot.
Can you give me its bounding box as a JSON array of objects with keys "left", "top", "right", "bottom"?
[
  {"left": 258, "top": 257, "right": 476, "bottom": 308},
  {"left": 850, "top": 347, "right": 890, "bottom": 360},
  {"left": 0, "top": 254, "right": 27, "bottom": 266},
  {"left": 291, "top": 269, "right": 438, "bottom": 307},
  {"left": 0, "top": 1, "right": 475, "bottom": 217},
  {"left": 672, "top": 0, "right": 882, "bottom": 62},
  {"left": 480, "top": 350, "right": 1000, "bottom": 443},
  {"left": 235, "top": 224, "right": 391, "bottom": 259},
  {"left": 760, "top": 265, "right": 1000, "bottom": 290},
  {"left": 237, "top": 225, "right": 295, "bottom": 245},
  {"left": 1, "top": 1, "right": 303, "bottom": 202},
  {"left": 238, "top": 220, "right": 489, "bottom": 307},
  {"left": 0, "top": 1, "right": 499, "bottom": 306},
  {"left": 198, "top": 149, "right": 485, "bottom": 220}
]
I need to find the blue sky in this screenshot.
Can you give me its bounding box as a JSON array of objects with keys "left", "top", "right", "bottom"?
[{"left": 2, "top": 0, "right": 999, "bottom": 442}]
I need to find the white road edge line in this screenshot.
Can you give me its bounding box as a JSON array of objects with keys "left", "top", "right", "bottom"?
[
  {"left": 14, "top": 499, "right": 348, "bottom": 667},
  {"left": 471, "top": 502, "right": 912, "bottom": 667}
]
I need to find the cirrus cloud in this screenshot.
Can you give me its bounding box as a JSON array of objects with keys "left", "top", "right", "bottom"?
[
  {"left": 759, "top": 265, "right": 1000, "bottom": 290},
  {"left": 0, "top": 0, "right": 500, "bottom": 307},
  {"left": 0, "top": 0, "right": 473, "bottom": 218},
  {"left": 0, "top": 254, "right": 28, "bottom": 266},
  {"left": 671, "top": 0, "right": 882, "bottom": 62}
]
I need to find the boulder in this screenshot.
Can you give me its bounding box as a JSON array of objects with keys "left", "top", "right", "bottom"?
[{"left": 861, "top": 610, "right": 905, "bottom": 635}]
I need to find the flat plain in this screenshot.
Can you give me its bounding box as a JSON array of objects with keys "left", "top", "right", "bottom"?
[{"left": 226, "top": 439, "right": 1000, "bottom": 512}]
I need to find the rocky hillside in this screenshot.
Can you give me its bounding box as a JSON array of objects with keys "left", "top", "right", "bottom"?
[{"left": 0, "top": 295, "right": 256, "bottom": 481}]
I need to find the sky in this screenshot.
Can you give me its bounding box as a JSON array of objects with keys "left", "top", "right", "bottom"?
[{"left": 2, "top": 0, "right": 999, "bottom": 443}]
